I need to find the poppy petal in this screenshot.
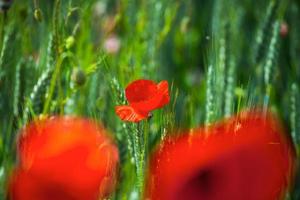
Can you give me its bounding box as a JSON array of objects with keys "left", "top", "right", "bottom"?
[
  {"left": 146, "top": 111, "right": 295, "bottom": 200},
  {"left": 9, "top": 170, "right": 42, "bottom": 200},
  {"left": 13, "top": 117, "right": 119, "bottom": 200},
  {"left": 125, "top": 79, "right": 157, "bottom": 103},
  {"left": 117, "top": 79, "right": 170, "bottom": 122},
  {"left": 130, "top": 80, "right": 170, "bottom": 112},
  {"left": 115, "top": 105, "right": 148, "bottom": 122},
  {"left": 9, "top": 170, "right": 80, "bottom": 200},
  {"left": 156, "top": 80, "right": 170, "bottom": 108}
]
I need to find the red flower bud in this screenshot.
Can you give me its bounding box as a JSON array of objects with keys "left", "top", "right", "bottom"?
[{"left": 280, "top": 22, "right": 288, "bottom": 38}]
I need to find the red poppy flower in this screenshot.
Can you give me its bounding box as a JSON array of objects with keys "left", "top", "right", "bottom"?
[
  {"left": 9, "top": 116, "right": 119, "bottom": 200},
  {"left": 146, "top": 111, "right": 295, "bottom": 200},
  {"left": 115, "top": 79, "right": 170, "bottom": 122}
]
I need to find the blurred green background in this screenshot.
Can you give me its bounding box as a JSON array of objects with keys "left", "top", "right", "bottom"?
[{"left": 0, "top": 0, "right": 299, "bottom": 199}]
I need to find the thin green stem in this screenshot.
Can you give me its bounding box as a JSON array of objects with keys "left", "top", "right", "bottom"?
[{"left": 42, "top": 55, "right": 64, "bottom": 114}]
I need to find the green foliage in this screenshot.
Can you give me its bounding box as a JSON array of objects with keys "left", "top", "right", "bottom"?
[{"left": 0, "top": 0, "right": 299, "bottom": 199}]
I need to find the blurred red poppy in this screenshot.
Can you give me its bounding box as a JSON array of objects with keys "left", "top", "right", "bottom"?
[
  {"left": 146, "top": 111, "right": 295, "bottom": 200},
  {"left": 115, "top": 79, "right": 170, "bottom": 122},
  {"left": 9, "top": 116, "right": 119, "bottom": 200}
]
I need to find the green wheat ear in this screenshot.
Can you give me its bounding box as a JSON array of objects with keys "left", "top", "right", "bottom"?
[
  {"left": 23, "top": 67, "right": 53, "bottom": 123},
  {"left": 205, "top": 65, "right": 213, "bottom": 125},
  {"left": 290, "top": 83, "right": 300, "bottom": 150},
  {"left": 252, "top": 0, "right": 278, "bottom": 65},
  {"left": 224, "top": 57, "right": 235, "bottom": 117},
  {"left": 13, "top": 60, "right": 22, "bottom": 117},
  {"left": 250, "top": 0, "right": 281, "bottom": 107},
  {"left": 22, "top": 33, "right": 56, "bottom": 123},
  {"left": 0, "top": 28, "right": 10, "bottom": 70},
  {"left": 205, "top": 36, "right": 227, "bottom": 125},
  {"left": 263, "top": 20, "right": 279, "bottom": 108}
]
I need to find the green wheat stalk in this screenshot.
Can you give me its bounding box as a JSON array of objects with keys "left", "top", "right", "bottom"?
[
  {"left": 263, "top": 21, "right": 279, "bottom": 108},
  {"left": 253, "top": 0, "right": 278, "bottom": 64},
  {"left": 205, "top": 65, "right": 215, "bottom": 125},
  {"left": 13, "top": 60, "right": 22, "bottom": 117},
  {"left": 290, "top": 83, "right": 300, "bottom": 149}
]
